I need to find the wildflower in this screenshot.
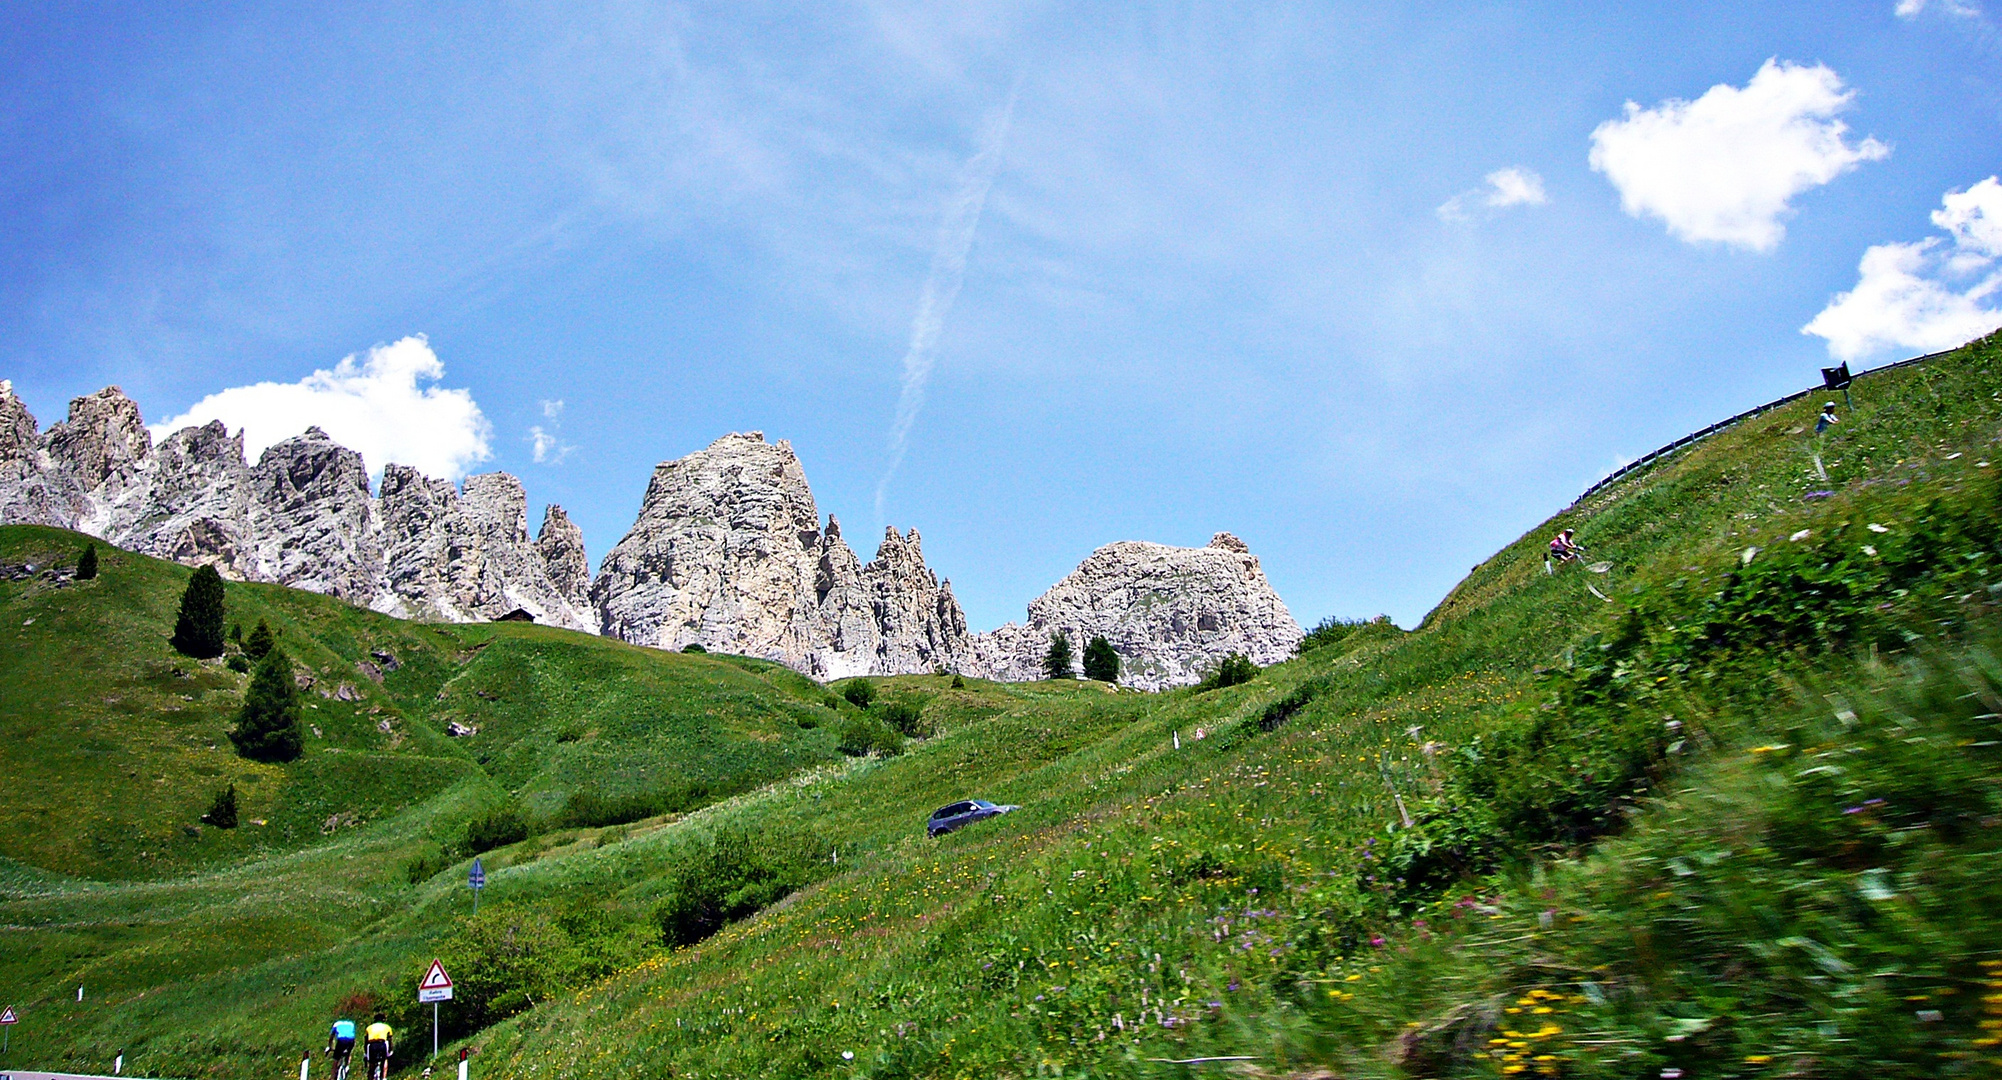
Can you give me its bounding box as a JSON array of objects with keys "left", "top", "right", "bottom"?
[
  {"left": 1745, "top": 1055, "right": 1773, "bottom": 1063},
  {"left": 1868, "top": 523, "right": 1890, "bottom": 533}
]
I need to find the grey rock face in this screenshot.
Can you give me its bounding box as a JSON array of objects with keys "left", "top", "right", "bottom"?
[
  {"left": 592, "top": 432, "right": 971, "bottom": 676},
  {"left": 0, "top": 385, "right": 592, "bottom": 630},
  {"left": 969, "top": 532, "right": 1302, "bottom": 691},
  {"left": 377, "top": 467, "right": 596, "bottom": 630},
  {"left": 535, "top": 505, "right": 591, "bottom": 611}
]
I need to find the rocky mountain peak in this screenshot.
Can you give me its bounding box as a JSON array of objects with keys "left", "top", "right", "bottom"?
[
  {"left": 47, "top": 387, "right": 151, "bottom": 494},
  {"left": 535, "top": 505, "right": 591, "bottom": 610},
  {"left": 0, "top": 380, "right": 37, "bottom": 463},
  {"left": 969, "top": 535, "right": 1302, "bottom": 690},
  {"left": 592, "top": 436, "right": 971, "bottom": 678},
  {"left": 0, "top": 384, "right": 593, "bottom": 631}
]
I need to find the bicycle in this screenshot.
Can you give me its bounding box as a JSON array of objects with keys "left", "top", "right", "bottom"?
[
  {"left": 328, "top": 1048, "right": 352, "bottom": 1080},
  {"left": 364, "top": 1049, "right": 391, "bottom": 1080}
]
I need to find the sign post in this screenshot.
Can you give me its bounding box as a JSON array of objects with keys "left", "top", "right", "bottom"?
[
  {"left": 418, "top": 959, "right": 454, "bottom": 1061},
  {"left": 468, "top": 857, "right": 485, "bottom": 915},
  {"left": 1822, "top": 362, "right": 1854, "bottom": 412},
  {"left": 2, "top": 1003, "right": 18, "bottom": 1055}
]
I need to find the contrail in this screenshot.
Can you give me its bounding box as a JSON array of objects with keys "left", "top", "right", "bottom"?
[{"left": 874, "top": 89, "right": 1017, "bottom": 521}]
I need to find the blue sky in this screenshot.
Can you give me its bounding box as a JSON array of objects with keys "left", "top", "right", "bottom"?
[{"left": 4, "top": 2, "right": 2000, "bottom": 631}]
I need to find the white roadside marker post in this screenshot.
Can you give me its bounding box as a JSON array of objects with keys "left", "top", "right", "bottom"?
[{"left": 301, "top": 1049, "right": 312, "bottom": 1080}]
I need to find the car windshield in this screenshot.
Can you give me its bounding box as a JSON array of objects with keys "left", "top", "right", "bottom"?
[{"left": 970, "top": 800, "right": 996, "bottom": 809}]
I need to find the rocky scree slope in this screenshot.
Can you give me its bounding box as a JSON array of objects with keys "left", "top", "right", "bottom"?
[
  {"left": 0, "top": 381, "right": 594, "bottom": 629},
  {"left": 968, "top": 531, "right": 1303, "bottom": 689}
]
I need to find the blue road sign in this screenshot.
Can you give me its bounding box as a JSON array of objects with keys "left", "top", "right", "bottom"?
[{"left": 469, "top": 857, "right": 485, "bottom": 890}]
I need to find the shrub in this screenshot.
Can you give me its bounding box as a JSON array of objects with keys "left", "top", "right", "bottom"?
[
  {"left": 682, "top": 643, "right": 707, "bottom": 653},
  {"left": 1082, "top": 636, "right": 1120, "bottom": 682},
  {"left": 1044, "top": 631, "right": 1074, "bottom": 679},
  {"left": 229, "top": 650, "right": 303, "bottom": 762},
  {"left": 950, "top": 674, "right": 966, "bottom": 689},
  {"left": 225, "top": 654, "right": 250, "bottom": 674},
  {"left": 1196, "top": 652, "right": 1258, "bottom": 691},
  {"left": 404, "top": 845, "right": 449, "bottom": 884},
  {"left": 243, "top": 618, "right": 276, "bottom": 662},
  {"left": 837, "top": 714, "right": 904, "bottom": 757},
  {"left": 1257, "top": 677, "right": 1327, "bottom": 732},
  {"left": 74, "top": 542, "right": 97, "bottom": 581},
  {"left": 200, "top": 784, "right": 238, "bottom": 829},
  {"left": 878, "top": 695, "right": 928, "bottom": 737},
  {"left": 463, "top": 804, "right": 530, "bottom": 853},
  {"left": 652, "top": 826, "right": 827, "bottom": 947},
  {"left": 432, "top": 907, "right": 575, "bottom": 1031},
  {"left": 1298, "top": 614, "right": 1397, "bottom": 656},
  {"left": 841, "top": 678, "right": 876, "bottom": 708},
  {"left": 170, "top": 564, "right": 227, "bottom": 658}
]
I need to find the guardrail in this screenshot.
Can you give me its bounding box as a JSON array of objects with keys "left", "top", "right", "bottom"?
[{"left": 1569, "top": 346, "right": 1957, "bottom": 508}]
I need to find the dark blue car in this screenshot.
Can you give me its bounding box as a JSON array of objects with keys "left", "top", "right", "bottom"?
[{"left": 926, "top": 799, "right": 1019, "bottom": 837}]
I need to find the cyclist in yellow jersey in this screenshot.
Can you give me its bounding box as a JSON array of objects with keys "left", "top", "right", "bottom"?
[{"left": 363, "top": 1014, "right": 393, "bottom": 1080}]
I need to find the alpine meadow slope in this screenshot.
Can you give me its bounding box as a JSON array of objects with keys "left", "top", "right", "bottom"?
[{"left": 1, "top": 333, "right": 2001, "bottom": 1078}]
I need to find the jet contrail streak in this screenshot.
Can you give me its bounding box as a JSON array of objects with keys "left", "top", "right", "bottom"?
[{"left": 874, "top": 90, "right": 1016, "bottom": 521}]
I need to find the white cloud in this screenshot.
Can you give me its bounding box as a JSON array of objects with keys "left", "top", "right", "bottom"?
[
  {"left": 1588, "top": 59, "right": 1889, "bottom": 252},
  {"left": 149, "top": 335, "right": 493, "bottom": 481},
  {"left": 540, "top": 398, "right": 564, "bottom": 419},
  {"left": 1484, "top": 167, "right": 1548, "bottom": 208},
  {"left": 1436, "top": 167, "right": 1549, "bottom": 222},
  {"left": 1803, "top": 177, "right": 2002, "bottom": 360}
]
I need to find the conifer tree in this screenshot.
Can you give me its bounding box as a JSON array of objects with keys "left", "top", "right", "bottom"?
[
  {"left": 1082, "top": 635, "right": 1120, "bottom": 682},
  {"left": 244, "top": 618, "right": 276, "bottom": 662},
  {"left": 230, "top": 649, "right": 303, "bottom": 763},
  {"left": 1043, "top": 631, "right": 1075, "bottom": 680},
  {"left": 74, "top": 542, "right": 97, "bottom": 581},
  {"left": 201, "top": 784, "right": 239, "bottom": 829},
  {"left": 170, "top": 564, "right": 227, "bottom": 658}
]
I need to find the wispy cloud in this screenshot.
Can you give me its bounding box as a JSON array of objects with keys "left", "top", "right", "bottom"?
[
  {"left": 1896, "top": 0, "right": 1981, "bottom": 18},
  {"left": 874, "top": 86, "right": 1018, "bottom": 520},
  {"left": 529, "top": 398, "right": 576, "bottom": 464},
  {"left": 1437, "top": 167, "right": 1549, "bottom": 222}
]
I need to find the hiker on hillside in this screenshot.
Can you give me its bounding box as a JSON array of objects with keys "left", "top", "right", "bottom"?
[
  {"left": 1816, "top": 402, "right": 1841, "bottom": 434},
  {"left": 1549, "top": 529, "right": 1584, "bottom": 564}
]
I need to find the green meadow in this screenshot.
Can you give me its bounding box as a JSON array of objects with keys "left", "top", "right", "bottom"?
[{"left": 4, "top": 332, "right": 2002, "bottom": 1078}]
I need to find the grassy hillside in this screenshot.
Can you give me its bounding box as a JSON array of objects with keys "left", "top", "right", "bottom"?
[{"left": 3, "top": 333, "right": 2000, "bottom": 1079}]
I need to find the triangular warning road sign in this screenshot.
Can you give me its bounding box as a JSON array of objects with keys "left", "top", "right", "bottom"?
[
  {"left": 420, "top": 960, "right": 453, "bottom": 991},
  {"left": 0, "top": 1005, "right": 17, "bottom": 1024}
]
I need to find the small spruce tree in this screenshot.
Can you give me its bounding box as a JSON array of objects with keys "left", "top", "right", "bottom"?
[
  {"left": 201, "top": 784, "right": 239, "bottom": 829},
  {"left": 1082, "top": 635, "right": 1120, "bottom": 682},
  {"left": 230, "top": 649, "right": 303, "bottom": 763},
  {"left": 74, "top": 542, "right": 98, "bottom": 581},
  {"left": 244, "top": 618, "right": 276, "bottom": 661},
  {"left": 1044, "top": 631, "right": 1075, "bottom": 680},
  {"left": 170, "top": 564, "right": 227, "bottom": 658}
]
